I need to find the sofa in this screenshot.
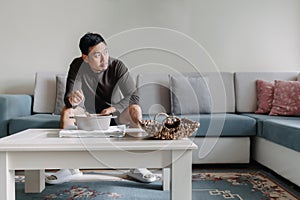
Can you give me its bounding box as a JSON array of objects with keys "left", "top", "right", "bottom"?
[{"left": 0, "top": 71, "right": 299, "bottom": 186}]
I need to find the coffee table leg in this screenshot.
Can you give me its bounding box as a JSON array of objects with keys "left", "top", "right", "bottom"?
[
  {"left": 25, "top": 170, "right": 45, "bottom": 193},
  {"left": 171, "top": 150, "right": 192, "bottom": 200},
  {"left": 0, "top": 152, "right": 15, "bottom": 200}
]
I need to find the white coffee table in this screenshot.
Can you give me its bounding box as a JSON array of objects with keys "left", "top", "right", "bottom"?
[{"left": 0, "top": 129, "right": 197, "bottom": 200}]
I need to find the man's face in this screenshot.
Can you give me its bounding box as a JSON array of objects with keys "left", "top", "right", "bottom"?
[{"left": 83, "top": 42, "right": 109, "bottom": 73}]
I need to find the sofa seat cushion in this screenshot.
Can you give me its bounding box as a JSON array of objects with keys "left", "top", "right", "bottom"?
[
  {"left": 9, "top": 114, "right": 60, "bottom": 135},
  {"left": 262, "top": 119, "right": 300, "bottom": 152},
  {"left": 142, "top": 113, "right": 256, "bottom": 137},
  {"left": 240, "top": 113, "right": 300, "bottom": 136}
]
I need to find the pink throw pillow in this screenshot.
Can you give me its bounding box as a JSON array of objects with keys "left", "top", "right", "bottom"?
[
  {"left": 269, "top": 80, "right": 300, "bottom": 116},
  {"left": 255, "top": 80, "right": 274, "bottom": 114}
]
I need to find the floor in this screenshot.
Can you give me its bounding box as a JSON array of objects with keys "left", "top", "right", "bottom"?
[{"left": 16, "top": 160, "right": 300, "bottom": 192}]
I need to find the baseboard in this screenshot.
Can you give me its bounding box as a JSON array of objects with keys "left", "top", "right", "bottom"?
[{"left": 192, "top": 137, "right": 250, "bottom": 164}]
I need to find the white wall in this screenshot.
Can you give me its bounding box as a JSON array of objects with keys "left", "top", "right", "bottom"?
[{"left": 0, "top": 0, "right": 299, "bottom": 94}]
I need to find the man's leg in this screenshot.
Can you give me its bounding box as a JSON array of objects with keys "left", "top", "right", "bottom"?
[
  {"left": 46, "top": 107, "right": 82, "bottom": 185},
  {"left": 119, "top": 105, "right": 157, "bottom": 183},
  {"left": 60, "top": 106, "right": 76, "bottom": 129},
  {"left": 118, "top": 104, "right": 142, "bottom": 128}
]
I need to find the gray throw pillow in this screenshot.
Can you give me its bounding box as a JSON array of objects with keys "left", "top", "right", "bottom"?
[
  {"left": 169, "top": 75, "right": 211, "bottom": 114},
  {"left": 54, "top": 74, "right": 67, "bottom": 115}
]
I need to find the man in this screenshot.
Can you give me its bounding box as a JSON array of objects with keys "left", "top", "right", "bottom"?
[{"left": 45, "top": 33, "right": 156, "bottom": 184}]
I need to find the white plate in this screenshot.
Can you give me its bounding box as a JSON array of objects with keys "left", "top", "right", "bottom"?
[{"left": 125, "top": 128, "right": 148, "bottom": 138}]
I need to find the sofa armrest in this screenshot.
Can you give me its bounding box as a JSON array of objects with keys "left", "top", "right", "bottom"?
[{"left": 0, "top": 94, "right": 32, "bottom": 138}]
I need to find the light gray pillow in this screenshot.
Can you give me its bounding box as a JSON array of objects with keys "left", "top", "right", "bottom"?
[
  {"left": 54, "top": 74, "right": 67, "bottom": 115},
  {"left": 33, "top": 72, "right": 57, "bottom": 113},
  {"left": 170, "top": 75, "right": 211, "bottom": 114}
]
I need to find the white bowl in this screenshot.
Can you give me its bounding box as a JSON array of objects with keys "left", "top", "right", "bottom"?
[{"left": 74, "top": 114, "right": 116, "bottom": 131}]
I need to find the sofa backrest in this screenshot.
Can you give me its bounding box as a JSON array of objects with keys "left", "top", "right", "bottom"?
[
  {"left": 235, "top": 72, "right": 299, "bottom": 113},
  {"left": 137, "top": 72, "right": 235, "bottom": 114},
  {"left": 33, "top": 72, "right": 60, "bottom": 113},
  {"left": 34, "top": 71, "right": 299, "bottom": 115},
  {"left": 137, "top": 73, "right": 171, "bottom": 114},
  {"left": 202, "top": 72, "right": 235, "bottom": 113}
]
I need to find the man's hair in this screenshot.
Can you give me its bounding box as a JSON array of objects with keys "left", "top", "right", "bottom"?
[{"left": 79, "top": 33, "right": 106, "bottom": 55}]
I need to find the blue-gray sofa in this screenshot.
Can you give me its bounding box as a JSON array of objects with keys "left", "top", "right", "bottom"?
[{"left": 0, "top": 71, "right": 299, "bottom": 186}]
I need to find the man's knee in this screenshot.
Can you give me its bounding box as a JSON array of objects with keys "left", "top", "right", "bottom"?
[
  {"left": 119, "top": 104, "right": 142, "bottom": 126},
  {"left": 128, "top": 104, "right": 142, "bottom": 123},
  {"left": 129, "top": 104, "right": 142, "bottom": 114},
  {"left": 60, "top": 106, "right": 75, "bottom": 129}
]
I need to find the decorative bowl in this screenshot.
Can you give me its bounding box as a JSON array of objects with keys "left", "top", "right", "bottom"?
[{"left": 138, "top": 113, "right": 200, "bottom": 140}]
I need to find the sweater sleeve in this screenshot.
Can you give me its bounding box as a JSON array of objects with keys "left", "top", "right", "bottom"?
[
  {"left": 64, "top": 58, "right": 82, "bottom": 108},
  {"left": 112, "top": 60, "right": 139, "bottom": 112}
]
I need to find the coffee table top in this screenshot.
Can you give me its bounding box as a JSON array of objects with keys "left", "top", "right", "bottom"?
[{"left": 0, "top": 129, "right": 198, "bottom": 151}]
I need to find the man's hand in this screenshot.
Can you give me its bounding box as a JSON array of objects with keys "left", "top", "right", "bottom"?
[
  {"left": 69, "top": 90, "right": 84, "bottom": 107},
  {"left": 100, "top": 107, "right": 116, "bottom": 115}
]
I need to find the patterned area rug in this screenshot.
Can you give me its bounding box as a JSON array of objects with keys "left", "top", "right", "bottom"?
[
  {"left": 192, "top": 170, "right": 300, "bottom": 200},
  {"left": 15, "top": 169, "right": 300, "bottom": 200}
]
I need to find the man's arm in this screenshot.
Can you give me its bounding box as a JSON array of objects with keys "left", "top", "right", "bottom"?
[
  {"left": 112, "top": 70, "right": 139, "bottom": 112},
  {"left": 64, "top": 58, "right": 83, "bottom": 108},
  {"left": 112, "top": 60, "right": 139, "bottom": 112}
]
